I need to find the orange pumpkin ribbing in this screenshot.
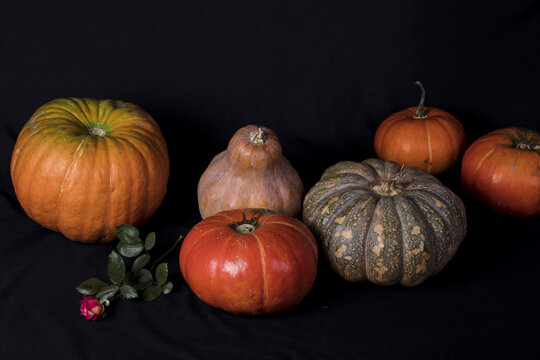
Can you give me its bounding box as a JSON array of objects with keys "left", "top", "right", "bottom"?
[
  {"left": 10, "top": 98, "right": 169, "bottom": 242},
  {"left": 180, "top": 209, "right": 318, "bottom": 314},
  {"left": 374, "top": 82, "right": 466, "bottom": 174}
]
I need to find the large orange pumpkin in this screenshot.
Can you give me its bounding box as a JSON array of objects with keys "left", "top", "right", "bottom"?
[
  {"left": 374, "top": 81, "right": 466, "bottom": 174},
  {"left": 10, "top": 98, "right": 169, "bottom": 242},
  {"left": 461, "top": 127, "right": 540, "bottom": 217},
  {"left": 179, "top": 208, "right": 318, "bottom": 314}
]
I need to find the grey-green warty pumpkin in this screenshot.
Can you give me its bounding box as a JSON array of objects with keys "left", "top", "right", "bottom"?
[{"left": 303, "top": 158, "right": 466, "bottom": 286}]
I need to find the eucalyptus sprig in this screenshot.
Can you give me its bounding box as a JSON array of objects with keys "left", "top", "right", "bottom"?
[{"left": 76, "top": 225, "right": 183, "bottom": 320}]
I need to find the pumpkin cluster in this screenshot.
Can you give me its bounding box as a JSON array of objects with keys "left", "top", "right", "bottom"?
[
  {"left": 183, "top": 125, "right": 317, "bottom": 314},
  {"left": 10, "top": 86, "right": 539, "bottom": 315}
]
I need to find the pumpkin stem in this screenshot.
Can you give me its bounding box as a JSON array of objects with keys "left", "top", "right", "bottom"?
[
  {"left": 516, "top": 143, "right": 531, "bottom": 150},
  {"left": 236, "top": 224, "right": 256, "bottom": 234},
  {"left": 89, "top": 127, "right": 107, "bottom": 137},
  {"left": 249, "top": 127, "right": 267, "bottom": 145},
  {"left": 413, "top": 81, "right": 428, "bottom": 119},
  {"left": 230, "top": 210, "right": 264, "bottom": 234},
  {"left": 371, "top": 180, "right": 401, "bottom": 196}
]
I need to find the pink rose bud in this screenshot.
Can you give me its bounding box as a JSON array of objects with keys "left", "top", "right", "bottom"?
[{"left": 80, "top": 295, "right": 104, "bottom": 320}]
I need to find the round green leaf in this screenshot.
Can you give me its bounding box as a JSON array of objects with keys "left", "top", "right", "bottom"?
[
  {"left": 116, "top": 224, "right": 140, "bottom": 244},
  {"left": 143, "top": 285, "right": 162, "bottom": 302},
  {"left": 145, "top": 232, "right": 156, "bottom": 251},
  {"left": 156, "top": 263, "right": 168, "bottom": 286},
  {"left": 132, "top": 254, "right": 150, "bottom": 273},
  {"left": 117, "top": 241, "right": 144, "bottom": 258},
  {"left": 162, "top": 281, "right": 173, "bottom": 295},
  {"left": 120, "top": 284, "right": 138, "bottom": 299},
  {"left": 108, "top": 250, "right": 126, "bottom": 284},
  {"left": 76, "top": 278, "right": 108, "bottom": 295},
  {"left": 133, "top": 281, "right": 152, "bottom": 290},
  {"left": 96, "top": 285, "right": 119, "bottom": 301},
  {"left": 135, "top": 269, "right": 153, "bottom": 283}
]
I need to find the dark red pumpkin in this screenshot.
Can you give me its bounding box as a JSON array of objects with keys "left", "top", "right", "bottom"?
[
  {"left": 461, "top": 127, "right": 540, "bottom": 217},
  {"left": 374, "top": 81, "right": 466, "bottom": 174},
  {"left": 179, "top": 208, "right": 318, "bottom": 315}
]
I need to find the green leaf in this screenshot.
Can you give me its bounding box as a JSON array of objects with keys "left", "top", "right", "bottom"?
[
  {"left": 96, "top": 285, "right": 119, "bottom": 301},
  {"left": 108, "top": 250, "right": 126, "bottom": 284},
  {"left": 135, "top": 269, "right": 153, "bottom": 283},
  {"left": 116, "top": 224, "right": 140, "bottom": 244},
  {"left": 143, "top": 285, "right": 162, "bottom": 301},
  {"left": 76, "top": 278, "right": 109, "bottom": 295},
  {"left": 120, "top": 284, "right": 138, "bottom": 299},
  {"left": 132, "top": 254, "right": 150, "bottom": 273},
  {"left": 162, "top": 281, "right": 173, "bottom": 295},
  {"left": 117, "top": 240, "right": 144, "bottom": 258},
  {"left": 145, "top": 232, "right": 156, "bottom": 251},
  {"left": 155, "top": 263, "right": 168, "bottom": 286},
  {"left": 132, "top": 281, "right": 152, "bottom": 290}
]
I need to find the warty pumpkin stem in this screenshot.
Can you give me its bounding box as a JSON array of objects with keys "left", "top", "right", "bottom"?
[
  {"left": 89, "top": 127, "right": 107, "bottom": 137},
  {"left": 371, "top": 180, "right": 401, "bottom": 196},
  {"left": 413, "top": 81, "right": 428, "bottom": 119},
  {"left": 230, "top": 210, "right": 264, "bottom": 233},
  {"left": 249, "top": 127, "right": 267, "bottom": 145}
]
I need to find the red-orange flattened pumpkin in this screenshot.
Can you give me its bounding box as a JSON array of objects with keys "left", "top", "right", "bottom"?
[
  {"left": 374, "top": 82, "right": 466, "bottom": 174},
  {"left": 461, "top": 127, "right": 540, "bottom": 217},
  {"left": 179, "top": 209, "right": 318, "bottom": 315},
  {"left": 10, "top": 98, "right": 169, "bottom": 243}
]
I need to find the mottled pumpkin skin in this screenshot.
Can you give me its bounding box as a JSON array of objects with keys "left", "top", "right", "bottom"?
[
  {"left": 461, "top": 127, "right": 540, "bottom": 217},
  {"left": 10, "top": 98, "right": 169, "bottom": 243},
  {"left": 303, "top": 158, "right": 466, "bottom": 286},
  {"left": 198, "top": 125, "right": 304, "bottom": 219}
]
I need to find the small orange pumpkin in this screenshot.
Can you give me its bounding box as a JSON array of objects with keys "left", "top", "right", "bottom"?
[
  {"left": 10, "top": 98, "right": 169, "bottom": 243},
  {"left": 374, "top": 81, "right": 466, "bottom": 174},
  {"left": 197, "top": 125, "right": 304, "bottom": 219}
]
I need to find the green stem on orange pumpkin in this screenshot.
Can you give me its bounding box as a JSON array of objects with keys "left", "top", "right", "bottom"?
[
  {"left": 149, "top": 235, "right": 184, "bottom": 271},
  {"left": 413, "top": 81, "right": 428, "bottom": 119}
]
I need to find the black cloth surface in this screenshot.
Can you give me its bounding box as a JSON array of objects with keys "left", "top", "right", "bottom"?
[{"left": 1, "top": 1, "right": 539, "bottom": 359}]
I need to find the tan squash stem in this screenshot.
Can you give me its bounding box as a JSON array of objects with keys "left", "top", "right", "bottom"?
[{"left": 249, "top": 127, "right": 267, "bottom": 145}]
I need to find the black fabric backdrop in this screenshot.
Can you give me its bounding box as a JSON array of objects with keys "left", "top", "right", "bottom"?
[{"left": 1, "top": 1, "right": 539, "bottom": 359}]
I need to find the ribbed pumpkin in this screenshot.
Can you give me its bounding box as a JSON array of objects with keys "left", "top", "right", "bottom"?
[
  {"left": 180, "top": 208, "right": 318, "bottom": 314},
  {"left": 10, "top": 98, "right": 169, "bottom": 243},
  {"left": 303, "top": 158, "right": 466, "bottom": 286},
  {"left": 374, "top": 81, "right": 466, "bottom": 174},
  {"left": 198, "top": 125, "right": 304, "bottom": 219},
  {"left": 461, "top": 127, "right": 540, "bottom": 217}
]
